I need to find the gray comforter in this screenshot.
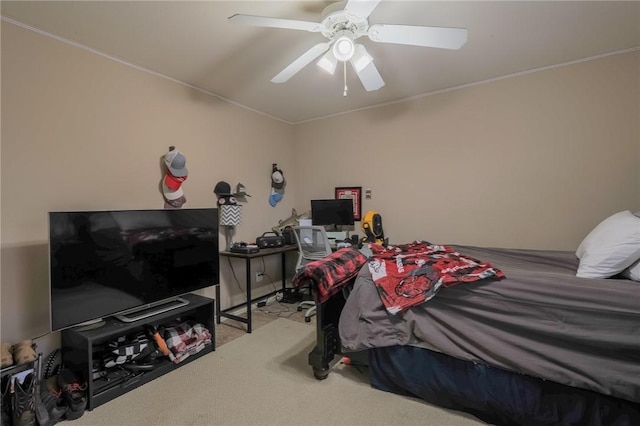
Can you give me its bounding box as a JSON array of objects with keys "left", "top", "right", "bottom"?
[{"left": 339, "top": 245, "right": 640, "bottom": 403}]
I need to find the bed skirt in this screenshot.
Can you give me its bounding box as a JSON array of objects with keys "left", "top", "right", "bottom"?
[{"left": 368, "top": 345, "right": 640, "bottom": 426}]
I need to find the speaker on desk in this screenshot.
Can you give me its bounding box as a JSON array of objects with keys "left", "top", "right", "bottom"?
[{"left": 256, "top": 232, "right": 285, "bottom": 248}]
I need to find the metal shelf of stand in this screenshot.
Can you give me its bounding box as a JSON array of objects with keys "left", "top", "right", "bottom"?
[{"left": 1, "top": 351, "right": 43, "bottom": 425}]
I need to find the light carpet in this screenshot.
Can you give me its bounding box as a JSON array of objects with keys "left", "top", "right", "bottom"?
[{"left": 71, "top": 318, "right": 484, "bottom": 425}]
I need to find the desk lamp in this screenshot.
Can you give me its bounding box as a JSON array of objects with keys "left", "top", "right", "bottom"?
[
  {"left": 219, "top": 204, "right": 241, "bottom": 251},
  {"left": 214, "top": 181, "right": 241, "bottom": 251}
]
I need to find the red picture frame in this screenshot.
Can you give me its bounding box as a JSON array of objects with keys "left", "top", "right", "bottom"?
[{"left": 335, "top": 187, "right": 362, "bottom": 221}]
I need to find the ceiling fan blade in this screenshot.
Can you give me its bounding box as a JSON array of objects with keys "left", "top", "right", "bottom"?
[
  {"left": 228, "top": 14, "right": 322, "bottom": 32},
  {"left": 368, "top": 24, "right": 468, "bottom": 49},
  {"left": 344, "top": 0, "right": 381, "bottom": 20},
  {"left": 271, "top": 43, "right": 331, "bottom": 83},
  {"left": 354, "top": 61, "right": 385, "bottom": 91}
]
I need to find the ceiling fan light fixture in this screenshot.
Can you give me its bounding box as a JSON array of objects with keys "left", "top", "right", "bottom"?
[
  {"left": 332, "top": 35, "right": 355, "bottom": 62},
  {"left": 350, "top": 44, "right": 373, "bottom": 72},
  {"left": 317, "top": 50, "right": 338, "bottom": 74},
  {"left": 231, "top": 1, "right": 468, "bottom": 94}
]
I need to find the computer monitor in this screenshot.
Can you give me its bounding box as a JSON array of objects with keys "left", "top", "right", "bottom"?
[{"left": 310, "top": 199, "right": 354, "bottom": 230}]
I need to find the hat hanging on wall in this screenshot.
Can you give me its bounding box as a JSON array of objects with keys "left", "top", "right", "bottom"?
[
  {"left": 213, "top": 181, "right": 237, "bottom": 206},
  {"left": 162, "top": 146, "right": 188, "bottom": 209},
  {"left": 269, "top": 190, "right": 283, "bottom": 207},
  {"left": 214, "top": 181, "right": 232, "bottom": 196},
  {"left": 164, "top": 149, "right": 188, "bottom": 177},
  {"left": 269, "top": 164, "right": 285, "bottom": 207},
  {"left": 164, "top": 196, "right": 187, "bottom": 209},
  {"left": 162, "top": 183, "right": 184, "bottom": 200},
  {"left": 164, "top": 173, "right": 187, "bottom": 190},
  {"left": 233, "top": 182, "right": 251, "bottom": 198},
  {"left": 272, "top": 170, "right": 285, "bottom": 190}
]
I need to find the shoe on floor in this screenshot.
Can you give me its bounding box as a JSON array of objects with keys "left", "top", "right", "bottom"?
[
  {"left": 1, "top": 343, "right": 13, "bottom": 368},
  {"left": 13, "top": 372, "right": 36, "bottom": 426},
  {"left": 57, "top": 369, "right": 87, "bottom": 420},
  {"left": 1, "top": 375, "right": 12, "bottom": 426},
  {"left": 12, "top": 340, "right": 37, "bottom": 366},
  {"left": 38, "top": 383, "right": 67, "bottom": 426}
]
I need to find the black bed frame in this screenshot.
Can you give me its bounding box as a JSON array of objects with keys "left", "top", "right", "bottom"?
[{"left": 307, "top": 289, "right": 346, "bottom": 380}]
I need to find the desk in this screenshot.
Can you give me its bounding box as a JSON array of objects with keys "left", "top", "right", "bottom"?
[{"left": 216, "top": 245, "right": 298, "bottom": 333}]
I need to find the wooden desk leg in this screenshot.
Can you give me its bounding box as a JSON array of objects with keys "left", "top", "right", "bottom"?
[{"left": 245, "top": 258, "right": 252, "bottom": 333}]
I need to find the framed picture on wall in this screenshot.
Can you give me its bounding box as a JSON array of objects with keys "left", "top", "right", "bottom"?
[{"left": 335, "top": 186, "right": 362, "bottom": 221}]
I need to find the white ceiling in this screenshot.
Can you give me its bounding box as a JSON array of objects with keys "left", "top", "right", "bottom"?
[{"left": 2, "top": 1, "right": 639, "bottom": 123}]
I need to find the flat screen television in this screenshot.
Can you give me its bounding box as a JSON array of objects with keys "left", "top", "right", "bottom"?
[
  {"left": 310, "top": 199, "right": 354, "bottom": 230},
  {"left": 49, "top": 208, "right": 219, "bottom": 331}
]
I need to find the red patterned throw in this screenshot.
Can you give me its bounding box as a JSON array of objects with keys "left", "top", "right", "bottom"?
[{"left": 368, "top": 241, "right": 505, "bottom": 314}]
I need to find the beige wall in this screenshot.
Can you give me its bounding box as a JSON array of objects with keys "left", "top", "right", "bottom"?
[
  {"left": 1, "top": 22, "right": 297, "bottom": 345},
  {"left": 2, "top": 21, "right": 639, "bottom": 348},
  {"left": 293, "top": 51, "right": 640, "bottom": 249}
]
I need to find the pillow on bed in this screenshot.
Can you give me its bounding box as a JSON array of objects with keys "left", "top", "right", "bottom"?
[
  {"left": 576, "top": 210, "right": 640, "bottom": 278},
  {"left": 622, "top": 259, "right": 640, "bottom": 281}
]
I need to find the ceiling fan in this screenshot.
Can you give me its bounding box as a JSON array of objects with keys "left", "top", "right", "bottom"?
[{"left": 228, "top": 0, "right": 468, "bottom": 93}]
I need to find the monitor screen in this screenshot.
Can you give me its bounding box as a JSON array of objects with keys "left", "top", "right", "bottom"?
[
  {"left": 310, "top": 199, "right": 355, "bottom": 228},
  {"left": 49, "top": 208, "right": 219, "bottom": 331}
]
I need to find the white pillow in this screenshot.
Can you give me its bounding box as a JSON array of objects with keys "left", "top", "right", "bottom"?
[
  {"left": 622, "top": 259, "right": 640, "bottom": 281},
  {"left": 576, "top": 210, "right": 640, "bottom": 278}
]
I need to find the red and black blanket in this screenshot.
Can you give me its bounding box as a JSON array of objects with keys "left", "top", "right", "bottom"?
[
  {"left": 292, "top": 248, "right": 368, "bottom": 303},
  {"left": 368, "top": 241, "right": 505, "bottom": 314}
]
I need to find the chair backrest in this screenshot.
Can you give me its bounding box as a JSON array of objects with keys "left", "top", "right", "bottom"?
[{"left": 292, "top": 226, "right": 333, "bottom": 271}]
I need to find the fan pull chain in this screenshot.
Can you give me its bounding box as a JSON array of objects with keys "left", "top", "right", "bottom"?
[{"left": 343, "top": 61, "right": 348, "bottom": 97}]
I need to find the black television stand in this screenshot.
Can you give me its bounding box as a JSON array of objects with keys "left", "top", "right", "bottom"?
[
  {"left": 61, "top": 293, "right": 214, "bottom": 410},
  {"left": 72, "top": 319, "right": 106, "bottom": 332},
  {"left": 114, "top": 297, "right": 189, "bottom": 323}
]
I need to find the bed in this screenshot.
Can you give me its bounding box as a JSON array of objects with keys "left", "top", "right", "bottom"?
[{"left": 298, "top": 238, "right": 640, "bottom": 425}]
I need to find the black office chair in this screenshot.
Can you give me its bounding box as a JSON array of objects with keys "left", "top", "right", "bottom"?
[{"left": 292, "top": 226, "right": 333, "bottom": 322}]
